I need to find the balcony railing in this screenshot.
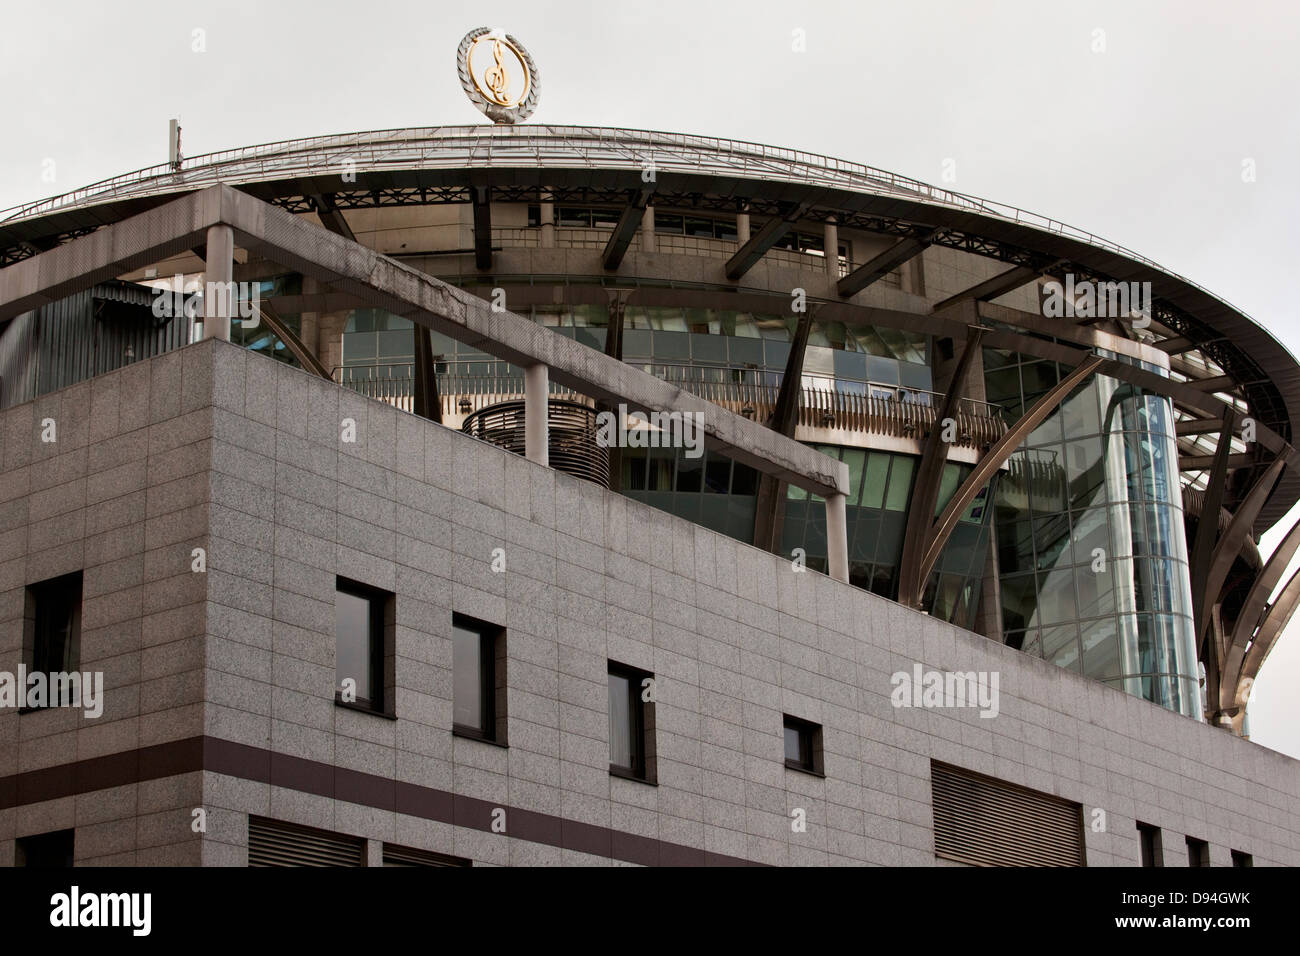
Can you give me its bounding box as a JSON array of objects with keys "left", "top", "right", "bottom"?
[{"left": 334, "top": 360, "right": 1008, "bottom": 449}]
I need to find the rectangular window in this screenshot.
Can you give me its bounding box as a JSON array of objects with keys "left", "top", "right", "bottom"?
[
  {"left": 1138, "top": 821, "right": 1163, "bottom": 867},
  {"left": 335, "top": 577, "right": 393, "bottom": 715},
  {"left": 608, "top": 661, "right": 655, "bottom": 783},
  {"left": 16, "top": 830, "right": 74, "bottom": 867},
  {"left": 1185, "top": 836, "right": 1210, "bottom": 867},
  {"left": 1231, "top": 849, "right": 1253, "bottom": 867},
  {"left": 24, "top": 572, "right": 83, "bottom": 709},
  {"left": 452, "top": 614, "right": 507, "bottom": 744},
  {"left": 783, "top": 715, "right": 824, "bottom": 775}
]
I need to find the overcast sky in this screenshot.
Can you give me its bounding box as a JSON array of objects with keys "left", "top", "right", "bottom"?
[{"left": 2, "top": 0, "right": 1298, "bottom": 757}]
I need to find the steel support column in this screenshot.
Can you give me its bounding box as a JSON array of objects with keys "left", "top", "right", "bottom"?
[
  {"left": 897, "top": 324, "right": 985, "bottom": 608},
  {"left": 412, "top": 324, "right": 442, "bottom": 423},
  {"left": 1188, "top": 411, "right": 1236, "bottom": 654},
  {"left": 472, "top": 186, "right": 492, "bottom": 270},
  {"left": 752, "top": 307, "right": 815, "bottom": 553}
]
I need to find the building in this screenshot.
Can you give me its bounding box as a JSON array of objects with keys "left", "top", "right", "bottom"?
[{"left": 0, "top": 124, "right": 1296, "bottom": 866}]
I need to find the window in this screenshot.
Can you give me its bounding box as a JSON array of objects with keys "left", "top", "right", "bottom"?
[
  {"left": 16, "top": 830, "right": 74, "bottom": 867},
  {"left": 783, "top": 715, "right": 824, "bottom": 775},
  {"left": 24, "top": 572, "right": 83, "bottom": 709},
  {"left": 608, "top": 661, "right": 655, "bottom": 783},
  {"left": 1231, "top": 849, "right": 1253, "bottom": 867},
  {"left": 1137, "top": 821, "right": 1163, "bottom": 867},
  {"left": 334, "top": 577, "right": 393, "bottom": 715},
  {"left": 452, "top": 614, "right": 507, "bottom": 744},
  {"left": 1185, "top": 835, "right": 1210, "bottom": 867}
]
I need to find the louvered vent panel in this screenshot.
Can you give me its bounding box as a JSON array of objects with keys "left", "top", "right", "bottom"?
[
  {"left": 248, "top": 817, "right": 364, "bottom": 867},
  {"left": 931, "top": 762, "right": 1086, "bottom": 867},
  {"left": 382, "top": 844, "right": 471, "bottom": 867}
]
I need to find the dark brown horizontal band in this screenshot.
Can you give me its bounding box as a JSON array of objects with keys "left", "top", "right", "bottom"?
[{"left": 0, "top": 735, "right": 760, "bottom": 867}]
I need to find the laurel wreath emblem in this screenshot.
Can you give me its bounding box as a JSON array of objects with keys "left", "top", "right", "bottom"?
[{"left": 457, "top": 27, "right": 540, "bottom": 124}]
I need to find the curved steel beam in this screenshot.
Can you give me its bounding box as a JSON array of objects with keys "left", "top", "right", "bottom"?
[
  {"left": 1188, "top": 410, "right": 1236, "bottom": 651},
  {"left": 256, "top": 301, "right": 331, "bottom": 380},
  {"left": 1198, "top": 456, "right": 1286, "bottom": 648},
  {"left": 1222, "top": 516, "right": 1300, "bottom": 707},
  {"left": 1227, "top": 562, "right": 1300, "bottom": 717},
  {"left": 905, "top": 354, "right": 1103, "bottom": 607},
  {"left": 897, "top": 322, "right": 985, "bottom": 608}
]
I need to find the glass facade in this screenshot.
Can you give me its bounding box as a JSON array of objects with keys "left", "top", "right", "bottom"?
[
  {"left": 783, "top": 446, "right": 993, "bottom": 629},
  {"left": 986, "top": 348, "right": 1200, "bottom": 718}
]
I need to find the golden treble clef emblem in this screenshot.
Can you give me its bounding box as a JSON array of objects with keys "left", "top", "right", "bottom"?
[
  {"left": 459, "top": 28, "right": 538, "bottom": 124},
  {"left": 484, "top": 40, "right": 511, "bottom": 106}
]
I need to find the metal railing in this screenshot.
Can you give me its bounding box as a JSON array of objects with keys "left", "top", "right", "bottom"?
[
  {"left": 461, "top": 399, "right": 611, "bottom": 488},
  {"left": 333, "top": 360, "right": 1008, "bottom": 449},
  {"left": 0, "top": 124, "right": 1209, "bottom": 280}
]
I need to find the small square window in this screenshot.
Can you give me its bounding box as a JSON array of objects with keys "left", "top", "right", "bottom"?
[
  {"left": 1231, "top": 849, "right": 1253, "bottom": 867},
  {"left": 608, "top": 661, "right": 655, "bottom": 783},
  {"left": 452, "top": 614, "right": 507, "bottom": 744},
  {"left": 16, "top": 829, "right": 74, "bottom": 867},
  {"left": 335, "top": 577, "right": 393, "bottom": 715},
  {"left": 783, "top": 715, "right": 824, "bottom": 775},
  {"left": 1137, "top": 821, "right": 1163, "bottom": 867},
  {"left": 1185, "top": 835, "right": 1210, "bottom": 867},
  {"left": 24, "top": 572, "right": 83, "bottom": 710}
]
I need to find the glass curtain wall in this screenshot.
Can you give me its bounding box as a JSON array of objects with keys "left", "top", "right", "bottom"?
[{"left": 986, "top": 348, "right": 1200, "bottom": 717}]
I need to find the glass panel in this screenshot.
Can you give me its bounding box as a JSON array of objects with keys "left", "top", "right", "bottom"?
[
  {"left": 784, "top": 724, "right": 803, "bottom": 764},
  {"left": 884, "top": 457, "right": 914, "bottom": 511},
  {"left": 335, "top": 590, "right": 372, "bottom": 702},
  {"left": 453, "top": 625, "right": 484, "bottom": 730},
  {"left": 608, "top": 672, "right": 633, "bottom": 768}
]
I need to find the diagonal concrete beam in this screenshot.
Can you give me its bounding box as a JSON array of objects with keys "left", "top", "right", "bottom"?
[
  {"left": 602, "top": 187, "right": 654, "bottom": 271},
  {"left": 0, "top": 185, "right": 848, "bottom": 496},
  {"left": 930, "top": 261, "right": 1064, "bottom": 313},
  {"left": 837, "top": 232, "right": 936, "bottom": 297},
  {"left": 724, "top": 200, "right": 814, "bottom": 280},
  {"left": 311, "top": 194, "right": 356, "bottom": 243}
]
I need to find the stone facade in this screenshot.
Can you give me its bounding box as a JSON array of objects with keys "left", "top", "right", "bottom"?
[{"left": 1, "top": 341, "right": 1296, "bottom": 866}]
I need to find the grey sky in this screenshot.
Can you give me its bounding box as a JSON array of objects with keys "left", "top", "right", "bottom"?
[{"left": 2, "top": 0, "right": 1297, "bottom": 756}]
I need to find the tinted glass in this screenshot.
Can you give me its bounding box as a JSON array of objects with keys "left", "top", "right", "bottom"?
[
  {"left": 335, "top": 590, "right": 372, "bottom": 702},
  {"left": 608, "top": 672, "right": 634, "bottom": 769},
  {"left": 453, "top": 624, "right": 484, "bottom": 730}
]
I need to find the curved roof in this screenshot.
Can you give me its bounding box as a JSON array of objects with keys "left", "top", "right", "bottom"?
[{"left": 3, "top": 124, "right": 1297, "bottom": 526}]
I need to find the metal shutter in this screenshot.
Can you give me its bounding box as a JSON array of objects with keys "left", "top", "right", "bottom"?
[
  {"left": 248, "top": 817, "right": 364, "bottom": 867},
  {"left": 931, "top": 762, "right": 1087, "bottom": 867},
  {"left": 381, "top": 844, "right": 471, "bottom": 867}
]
